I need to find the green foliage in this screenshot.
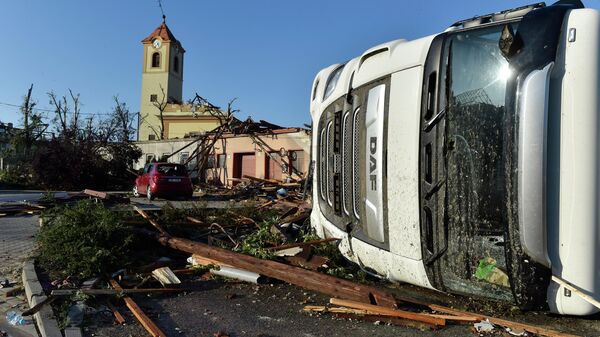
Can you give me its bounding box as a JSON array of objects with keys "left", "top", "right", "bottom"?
[
  {"left": 234, "top": 216, "right": 283, "bottom": 259},
  {"left": 31, "top": 137, "right": 141, "bottom": 190},
  {"left": 37, "top": 200, "right": 133, "bottom": 279},
  {"left": 39, "top": 191, "right": 56, "bottom": 203},
  {"left": 0, "top": 167, "right": 32, "bottom": 188}
]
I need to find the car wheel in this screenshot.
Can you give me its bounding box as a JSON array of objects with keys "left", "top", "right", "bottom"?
[
  {"left": 147, "top": 186, "right": 155, "bottom": 201},
  {"left": 132, "top": 185, "right": 139, "bottom": 197}
]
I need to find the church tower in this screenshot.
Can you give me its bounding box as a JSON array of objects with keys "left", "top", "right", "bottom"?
[{"left": 139, "top": 18, "right": 185, "bottom": 141}]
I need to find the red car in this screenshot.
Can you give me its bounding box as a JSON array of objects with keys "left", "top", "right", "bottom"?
[{"left": 133, "top": 163, "right": 193, "bottom": 200}]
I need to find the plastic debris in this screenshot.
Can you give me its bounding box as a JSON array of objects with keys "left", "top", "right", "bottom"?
[
  {"left": 474, "top": 319, "right": 495, "bottom": 333},
  {"left": 474, "top": 257, "right": 509, "bottom": 287},
  {"left": 276, "top": 188, "right": 288, "bottom": 197},
  {"left": 6, "top": 311, "right": 32, "bottom": 325}
]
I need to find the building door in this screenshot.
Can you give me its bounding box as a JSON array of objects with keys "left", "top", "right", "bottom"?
[
  {"left": 233, "top": 153, "right": 256, "bottom": 179},
  {"left": 265, "top": 153, "right": 283, "bottom": 180}
]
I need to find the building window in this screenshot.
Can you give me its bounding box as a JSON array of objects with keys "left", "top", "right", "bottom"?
[
  {"left": 218, "top": 154, "right": 227, "bottom": 168},
  {"left": 148, "top": 134, "right": 156, "bottom": 140},
  {"left": 290, "top": 150, "right": 304, "bottom": 173},
  {"left": 150, "top": 94, "right": 157, "bottom": 102},
  {"left": 152, "top": 52, "right": 160, "bottom": 68},
  {"left": 180, "top": 152, "right": 189, "bottom": 164},
  {"left": 207, "top": 156, "right": 215, "bottom": 169},
  {"left": 173, "top": 56, "right": 179, "bottom": 73},
  {"left": 145, "top": 154, "right": 155, "bottom": 164},
  {"left": 161, "top": 153, "right": 170, "bottom": 162}
]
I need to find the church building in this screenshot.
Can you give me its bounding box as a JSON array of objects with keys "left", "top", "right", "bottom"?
[{"left": 138, "top": 19, "right": 223, "bottom": 140}]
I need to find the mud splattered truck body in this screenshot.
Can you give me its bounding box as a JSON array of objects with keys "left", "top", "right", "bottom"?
[{"left": 309, "top": 1, "right": 600, "bottom": 315}]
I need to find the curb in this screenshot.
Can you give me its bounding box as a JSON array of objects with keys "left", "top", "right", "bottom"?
[{"left": 22, "top": 260, "right": 62, "bottom": 337}]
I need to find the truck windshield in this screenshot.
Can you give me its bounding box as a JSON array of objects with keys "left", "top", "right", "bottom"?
[
  {"left": 439, "top": 23, "right": 517, "bottom": 298},
  {"left": 444, "top": 24, "right": 514, "bottom": 235}
]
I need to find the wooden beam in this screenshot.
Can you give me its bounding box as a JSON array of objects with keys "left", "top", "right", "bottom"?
[
  {"left": 428, "top": 305, "right": 580, "bottom": 337},
  {"left": 329, "top": 298, "right": 445, "bottom": 327},
  {"left": 133, "top": 206, "right": 169, "bottom": 236},
  {"left": 110, "top": 279, "right": 167, "bottom": 337},
  {"left": 106, "top": 301, "right": 126, "bottom": 325},
  {"left": 83, "top": 189, "right": 109, "bottom": 199},
  {"left": 51, "top": 288, "right": 183, "bottom": 296},
  {"left": 330, "top": 312, "right": 437, "bottom": 330},
  {"left": 138, "top": 229, "right": 403, "bottom": 307},
  {"left": 551, "top": 275, "right": 600, "bottom": 310}
]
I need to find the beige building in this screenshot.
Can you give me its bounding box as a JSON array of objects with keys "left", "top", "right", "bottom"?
[
  {"left": 135, "top": 128, "right": 311, "bottom": 185},
  {"left": 139, "top": 20, "right": 222, "bottom": 140}
]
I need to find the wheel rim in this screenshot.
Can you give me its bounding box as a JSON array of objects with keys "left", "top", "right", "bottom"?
[
  {"left": 147, "top": 186, "right": 152, "bottom": 199},
  {"left": 133, "top": 186, "right": 138, "bottom": 197}
]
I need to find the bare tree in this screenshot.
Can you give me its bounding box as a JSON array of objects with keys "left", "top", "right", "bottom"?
[
  {"left": 112, "top": 96, "right": 135, "bottom": 142},
  {"left": 144, "top": 84, "right": 168, "bottom": 140},
  {"left": 48, "top": 89, "right": 81, "bottom": 139}
]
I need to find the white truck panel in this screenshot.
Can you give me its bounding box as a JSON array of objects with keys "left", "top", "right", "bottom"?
[
  {"left": 547, "top": 8, "right": 600, "bottom": 316},
  {"left": 387, "top": 67, "right": 424, "bottom": 260}
]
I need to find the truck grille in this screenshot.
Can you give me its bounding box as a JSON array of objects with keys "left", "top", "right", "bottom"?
[
  {"left": 318, "top": 107, "right": 362, "bottom": 223},
  {"left": 352, "top": 108, "right": 361, "bottom": 219}
]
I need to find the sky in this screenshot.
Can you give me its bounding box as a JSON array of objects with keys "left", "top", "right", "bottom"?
[{"left": 1, "top": 0, "right": 599, "bottom": 130}]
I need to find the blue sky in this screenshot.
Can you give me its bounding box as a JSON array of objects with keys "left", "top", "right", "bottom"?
[{"left": 1, "top": 1, "right": 598, "bottom": 130}]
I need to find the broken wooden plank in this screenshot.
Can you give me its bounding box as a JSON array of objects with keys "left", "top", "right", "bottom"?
[
  {"left": 152, "top": 267, "right": 181, "bottom": 286},
  {"left": 331, "top": 312, "right": 437, "bottom": 330},
  {"left": 83, "top": 189, "right": 110, "bottom": 199},
  {"left": 426, "top": 314, "right": 479, "bottom": 323},
  {"left": 4, "top": 286, "right": 24, "bottom": 298},
  {"left": 551, "top": 275, "right": 600, "bottom": 311},
  {"left": 138, "top": 229, "right": 402, "bottom": 307},
  {"left": 22, "top": 296, "right": 58, "bottom": 316},
  {"left": 109, "top": 279, "right": 167, "bottom": 337},
  {"left": 133, "top": 206, "right": 169, "bottom": 236},
  {"left": 106, "top": 301, "right": 126, "bottom": 325},
  {"left": 242, "top": 175, "right": 281, "bottom": 185},
  {"left": 329, "top": 298, "right": 445, "bottom": 327},
  {"left": 50, "top": 288, "right": 183, "bottom": 296},
  {"left": 428, "top": 304, "right": 580, "bottom": 337},
  {"left": 187, "top": 216, "right": 205, "bottom": 225}
]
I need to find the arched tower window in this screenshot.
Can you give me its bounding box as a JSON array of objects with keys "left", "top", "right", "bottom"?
[
  {"left": 152, "top": 52, "right": 160, "bottom": 68},
  {"left": 173, "top": 56, "right": 179, "bottom": 73}
]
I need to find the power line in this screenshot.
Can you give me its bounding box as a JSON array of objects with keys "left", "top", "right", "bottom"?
[{"left": 0, "top": 101, "right": 114, "bottom": 116}]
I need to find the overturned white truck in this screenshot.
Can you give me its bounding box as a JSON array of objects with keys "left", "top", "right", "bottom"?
[{"left": 310, "top": 1, "right": 600, "bottom": 315}]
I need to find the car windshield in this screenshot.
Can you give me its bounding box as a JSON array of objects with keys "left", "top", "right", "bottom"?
[{"left": 156, "top": 164, "right": 187, "bottom": 176}]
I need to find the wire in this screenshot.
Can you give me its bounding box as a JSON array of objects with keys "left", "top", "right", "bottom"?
[{"left": 0, "top": 101, "right": 114, "bottom": 116}]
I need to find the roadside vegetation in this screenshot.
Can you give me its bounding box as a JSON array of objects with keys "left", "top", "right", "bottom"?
[{"left": 0, "top": 84, "right": 141, "bottom": 190}]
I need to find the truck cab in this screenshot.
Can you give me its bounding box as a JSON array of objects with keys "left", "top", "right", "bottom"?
[{"left": 310, "top": 1, "right": 600, "bottom": 315}]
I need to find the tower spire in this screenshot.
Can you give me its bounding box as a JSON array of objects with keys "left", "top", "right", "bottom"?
[{"left": 158, "top": 0, "right": 166, "bottom": 22}]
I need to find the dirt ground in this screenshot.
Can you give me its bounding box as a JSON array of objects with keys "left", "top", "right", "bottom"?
[{"left": 83, "top": 276, "right": 600, "bottom": 337}]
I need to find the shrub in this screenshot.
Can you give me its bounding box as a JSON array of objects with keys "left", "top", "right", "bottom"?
[{"left": 37, "top": 200, "right": 133, "bottom": 279}]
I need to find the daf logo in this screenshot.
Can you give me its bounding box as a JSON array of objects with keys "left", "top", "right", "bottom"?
[{"left": 369, "top": 136, "right": 377, "bottom": 191}]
